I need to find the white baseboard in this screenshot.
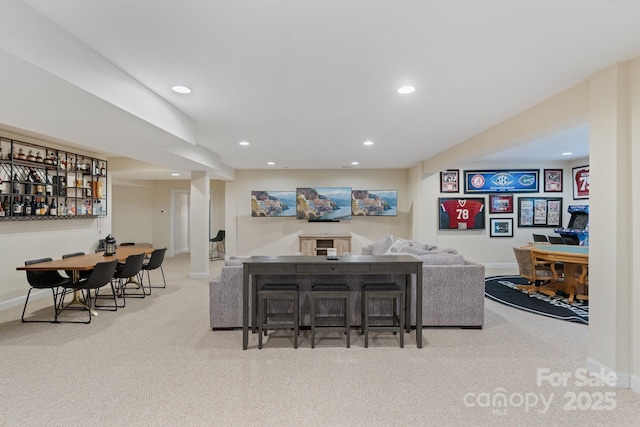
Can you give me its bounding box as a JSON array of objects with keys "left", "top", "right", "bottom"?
[
  {"left": 0, "top": 289, "right": 49, "bottom": 311},
  {"left": 175, "top": 247, "right": 189, "bottom": 255},
  {"left": 586, "top": 356, "right": 631, "bottom": 388},
  {"left": 189, "top": 271, "right": 211, "bottom": 279},
  {"left": 483, "top": 262, "right": 518, "bottom": 270}
]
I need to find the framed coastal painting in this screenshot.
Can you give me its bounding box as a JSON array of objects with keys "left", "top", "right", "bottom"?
[
  {"left": 251, "top": 191, "right": 296, "bottom": 217},
  {"left": 296, "top": 187, "right": 352, "bottom": 220},
  {"left": 352, "top": 190, "right": 397, "bottom": 216}
]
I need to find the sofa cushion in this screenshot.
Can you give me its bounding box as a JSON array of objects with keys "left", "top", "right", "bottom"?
[
  {"left": 368, "top": 234, "right": 395, "bottom": 255},
  {"left": 419, "top": 253, "right": 466, "bottom": 265}
]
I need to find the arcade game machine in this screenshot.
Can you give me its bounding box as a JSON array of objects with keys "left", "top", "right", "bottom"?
[{"left": 555, "top": 205, "right": 589, "bottom": 245}]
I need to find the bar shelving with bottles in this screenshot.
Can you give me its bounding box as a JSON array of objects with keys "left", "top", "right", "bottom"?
[{"left": 0, "top": 136, "right": 107, "bottom": 220}]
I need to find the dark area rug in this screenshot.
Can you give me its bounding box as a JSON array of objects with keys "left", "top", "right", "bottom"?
[{"left": 485, "top": 275, "right": 588, "bottom": 324}]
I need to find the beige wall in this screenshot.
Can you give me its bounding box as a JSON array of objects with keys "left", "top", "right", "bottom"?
[
  {"left": 224, "top": 169, "right": 411, "bottom": 257},
  {"left": 112, "top": 182, "right": 153, "bottom": 244}
]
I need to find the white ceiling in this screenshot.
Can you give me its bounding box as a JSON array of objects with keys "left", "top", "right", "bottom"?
[{"left": 11, "top": 1, "right": 640, "bottom": 173}]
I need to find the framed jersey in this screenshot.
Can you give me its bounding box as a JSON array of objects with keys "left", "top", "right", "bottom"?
[{"left": 439, "top": 197, "right": 486, "bottom": 230}]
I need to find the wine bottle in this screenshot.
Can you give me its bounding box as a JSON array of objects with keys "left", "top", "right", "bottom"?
[
  {"left": 49, "top": 198, "right": 57, "bottom": 216},
  {"left": 2, "top": 196, "right": 11, "bottom": 216},
  {"left": 12, "top": 174, "right": 20, "bottom": 194},
  {"left": 13, "top": 197, "right": 22, "bottom": 215},
  {"left": 24, "top": 197, "right": 32, "bottom": 216},
  {"left": 45, "top": 174, "right": 53, "bottom": 196}
]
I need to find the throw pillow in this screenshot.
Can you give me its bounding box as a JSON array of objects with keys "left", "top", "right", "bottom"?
[{"left": 370, "top": 234, "right": 395, "bottom": 255}]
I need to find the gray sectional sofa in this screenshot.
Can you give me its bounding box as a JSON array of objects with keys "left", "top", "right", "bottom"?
[{"left": 209, "top": 235, "right": 486, "bottom": 329}]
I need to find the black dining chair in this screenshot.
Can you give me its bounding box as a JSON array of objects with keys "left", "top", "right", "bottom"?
[
  {"left": 59, "top": 260, "right": 118, "bottom": 323},
  {"left": 532, "top": 234, "right": 549, "bottom": 243},
  {"left": 22, "top": 258, "right": 73, "bottom": 323},
  {"left": 62, "top": 252, "right": 92, "bottom": 280},
  {"left": 142, "top": 247, "right": 167, "bottom": 291},
  {"left": 209, "top": 230, "right": 225, "bottom": 260},
  {"left": 116, "top": 253, "right": 147, "bottom": 299},
  {"left": 548, "top": 236, "right": 565, "bottom": 244}
]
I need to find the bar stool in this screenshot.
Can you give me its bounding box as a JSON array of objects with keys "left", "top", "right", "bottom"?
[
  {"left": 258, "top": 283, "right": 300, "bottom": 349},
  {"left": 310, "top": 282, "right": 350, "bottom": 348},
  {"left": 361, "top": 282, "right": 404, "bottom": 348}
]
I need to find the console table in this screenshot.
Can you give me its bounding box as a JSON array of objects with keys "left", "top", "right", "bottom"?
[
  {"left": 299, "top": 234, "right": 351, "bottom": 256},
  {"left": 242, "top": 255, "right": 423, "bottom": 349}
]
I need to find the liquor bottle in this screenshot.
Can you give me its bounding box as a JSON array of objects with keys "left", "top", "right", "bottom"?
[
  {"left": 24, "top": 197, "right": 32, "bottom": 216},
  {"left": 45, "top": 175, "right": 53, "bottom": 196},
  {"left": 12, "top": 174, "right": 20, "bottom": 194},
  {"left": 2, "top": 196, "right": 10, "bottom": 216},
  {"left": 100, "top": 162, "right": 106, "bottom": 176},
  {"left": 13, "top": 197, "right": 22, "bottom": 216},
  {"left": 49, "top": 198, "right": 58, "bottom": 216},
  {"left": 0, "top": 200, "right": 4, "bottom": 217},
  {"left": 42, "top": 197, "right": 49, "bottom": 216}
]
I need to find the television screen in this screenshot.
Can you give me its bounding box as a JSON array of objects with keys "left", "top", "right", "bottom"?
[{"left": 296, "top": 187, "right": 352, "bottom": 220}]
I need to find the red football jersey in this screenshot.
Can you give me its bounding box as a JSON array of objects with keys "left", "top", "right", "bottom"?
[{"left": 441, "top": 199, "right": 484, "bottom": 229}]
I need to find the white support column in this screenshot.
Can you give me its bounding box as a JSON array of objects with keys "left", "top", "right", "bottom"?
[
  {"left": 587, "top": 61, "right": 637, "bottom": 389},
  {"left": 189, "top": 171, "right": 210, "bottom": 279}
]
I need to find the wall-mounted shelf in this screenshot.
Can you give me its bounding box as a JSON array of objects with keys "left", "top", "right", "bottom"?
[{"left": 0, "top": 136, "right": 107, "bottom": 219}]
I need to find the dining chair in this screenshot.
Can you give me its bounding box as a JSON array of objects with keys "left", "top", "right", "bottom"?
[
  {"left": 59, "top": 260, "right": 118, "bottom": 323},
  {"left": 548, "top": 236, "right": 565, "bottom": 244},
  {"left": 22, "top": 258, "right": 72, "bottom": 323},
  {"left": 532, "top": 234, "right": 549, "bottom": 243},
  {"left": 116, "top": 253, "right": 147, "bottom": 299},
  {"left": 62, "top": 252, "right": 92, "bottom": 280},
  {"left": 512, "top": 247, "right": 561, "bottom": 296},
  {"left": 141, "top": 247, "right": 167, "bottom": 290}
]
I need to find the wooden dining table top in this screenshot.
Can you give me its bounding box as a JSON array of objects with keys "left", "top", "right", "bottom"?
[{"left": 16, "top": 244, "right": 154, "bottom": 271}]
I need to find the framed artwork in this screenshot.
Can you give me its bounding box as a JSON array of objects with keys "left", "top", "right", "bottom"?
[
  {"left": 517, "top": 197, "right": 563, "bottom": 227},
  {"left": 352, "top": 190, "right": 397, "bottom": 216},
  {"left": 251, "top": 191, "right": 296, "bottom": 217},
  {"left": 464, "top": 169, "right": 539, "bottom": 193},
  {"left": 439, "top": 197, "right": 485, "bottom": 230},
  {"left": 544, "top": 169, "right": 563, "bottom": 192},
  {"left": 440, "top": 169, "right": 459, "bottom": 193},
  {"left": 572, "top": 165, "right": 589, "bottom": 199},
  {"left": 296, "top": 187, "right": 352, "bottom": 220},
  {"left": 490, "top": 218, "right": 513, "bottom": 237},
  {"left": 489, "top": 194, "right": 513, "bottom": 214}
]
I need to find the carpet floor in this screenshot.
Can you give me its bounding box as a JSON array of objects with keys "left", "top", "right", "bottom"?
[{"left": 0, "top": 257, "right": 638, "bottom": 426}]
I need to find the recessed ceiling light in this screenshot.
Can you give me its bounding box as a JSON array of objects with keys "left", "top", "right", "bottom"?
[
  {"left": 267, "top": 161, "right": 275, "bottom": 166},
  {"left": 363, "top": 140, "right": 374, "bottom": 146},
  {"left": 172, "top": 85, "right": 192, "bottom": 94},
  {"left": 561, "top": 152, "right": 573, "bottom": 156},
  {"left": 351, "top": 161, "right": 359, "bottom": 165},
  {"left": 171, "top": 173, "right": 180, "bottom": 176},
  {"left": 397, "top": 86, "right": 415, "bottom": 94},
  {"left": 239, "top": 141, "right": 250, "bottom": 146}
]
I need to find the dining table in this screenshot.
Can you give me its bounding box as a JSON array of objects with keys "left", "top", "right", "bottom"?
[
  {"left": 530, "top": 244, "right": 589, "bottom": 303},
  {"left": 17, "top": 243, "right": 154, "bottom": 314}
]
